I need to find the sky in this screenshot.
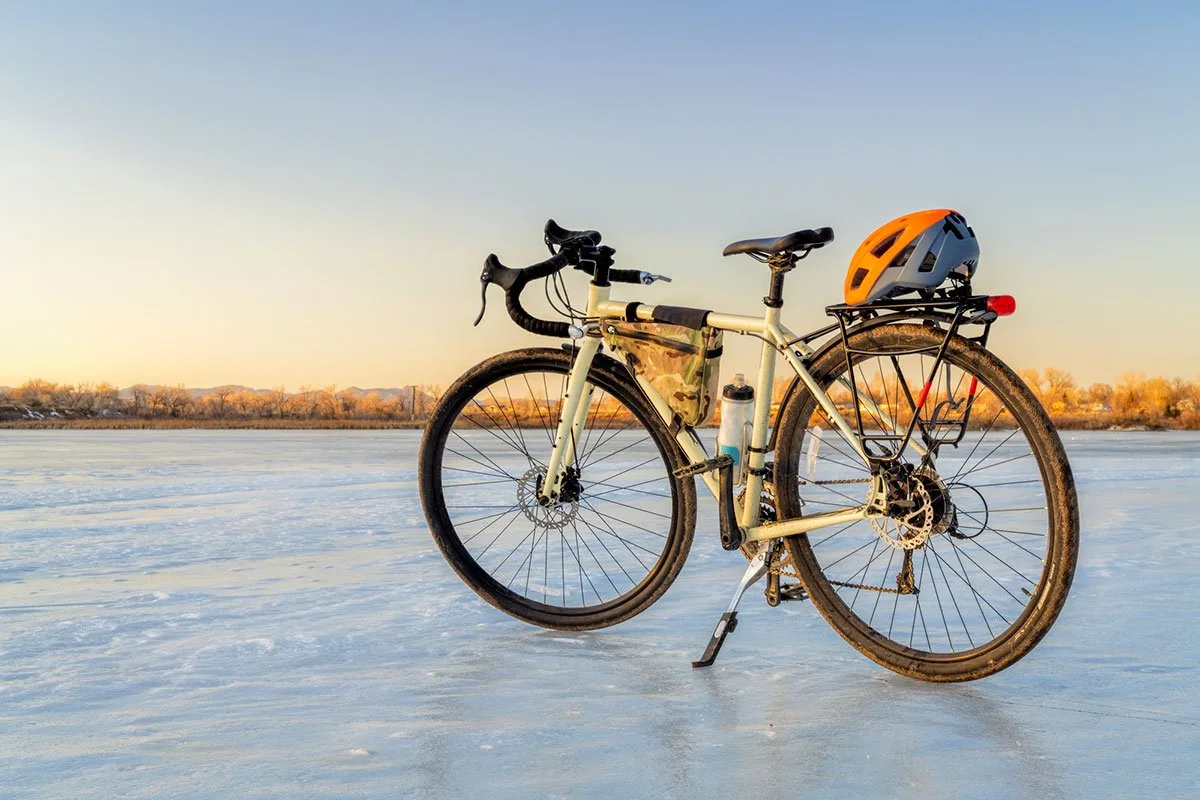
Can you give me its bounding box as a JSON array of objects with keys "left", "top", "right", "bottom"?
[{"left": 2, "top": 0, "right": 1198, "bottom": 389}]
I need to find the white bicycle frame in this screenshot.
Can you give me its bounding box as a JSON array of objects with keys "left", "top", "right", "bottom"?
[{"left": 537, "top": 280, "right": 910, "bottom": 544}]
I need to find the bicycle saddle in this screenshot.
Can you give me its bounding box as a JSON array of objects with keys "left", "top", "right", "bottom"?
[{"left": 722, "top": 227, "right": 834, "bottom": 257}]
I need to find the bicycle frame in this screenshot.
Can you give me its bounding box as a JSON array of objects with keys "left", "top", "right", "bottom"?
[{"left": 537, "top": 279, "right": 895, "bottom": 545}]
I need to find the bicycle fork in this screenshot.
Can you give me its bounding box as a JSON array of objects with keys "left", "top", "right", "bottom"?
[{"left": 539, "top": 337, "right": 601, "bottom": 505}]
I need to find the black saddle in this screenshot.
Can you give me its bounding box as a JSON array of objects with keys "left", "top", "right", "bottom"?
[{"left": 723, "top": 227, "right": 834, "bottom": 257}]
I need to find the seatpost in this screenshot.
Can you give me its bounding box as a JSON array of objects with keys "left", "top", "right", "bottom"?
[{"left": 763, "top": 252, "right": 797, "bottom": 308}]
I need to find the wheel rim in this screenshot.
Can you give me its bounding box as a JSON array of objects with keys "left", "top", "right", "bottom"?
[
  {"left": 432, "top": 362, "right": 680, "bottom": 614},
  {"left": 786, "top": 338, "right": 1058, "bottom": 659}
]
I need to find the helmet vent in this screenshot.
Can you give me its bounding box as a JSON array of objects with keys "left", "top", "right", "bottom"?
[
  {"left": 889, "top": 243, "right": 916, "bottom": 269},
  {"left": 849, "top": 267, "right": 870, "bottom": 289},
  {"left": 918, "top": 251, "right": 938, "bottom": 272},
  {"left": 870, "top": 230, "right": 902, "bottom": 258},
  {"left": 942, "top": 219, "right": 965, "bottom": 240}
]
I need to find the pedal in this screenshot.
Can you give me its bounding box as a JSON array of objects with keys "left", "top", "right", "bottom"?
[
  {"left": 673, "top": 454, "right": 734, "bottom": 478},
  {"left": 691, "top": 612, "right": 738, "bottom": 668},
  {"left": 778, "top": 583, "right": 809, "bottom": 602},
  {"left": 674, "top": 455, "right": 742, "bottom": 550}
]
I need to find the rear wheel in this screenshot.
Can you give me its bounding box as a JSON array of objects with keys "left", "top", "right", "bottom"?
[
  {"left": 419, "top": 347, "right": 696, "bottom": 630},
  {"left": 775, "top": 324, "right": 1079, "bottom": 681}
]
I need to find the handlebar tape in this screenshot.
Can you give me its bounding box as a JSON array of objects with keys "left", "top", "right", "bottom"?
[{"left": 506, "top": 280, "right": 571, "bottom": 338}]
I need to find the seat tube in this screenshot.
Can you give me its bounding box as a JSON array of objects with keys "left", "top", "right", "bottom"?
[{"left": 740, "top": 306, "right": 779, "bottom": 528}]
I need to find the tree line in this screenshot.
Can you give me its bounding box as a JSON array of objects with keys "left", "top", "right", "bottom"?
[
  {"left": 1, "top": 379, "right": 444, "bottom": 422},
  {"left": 3, "top": 369, "right": 1199, "bottom": 428}
]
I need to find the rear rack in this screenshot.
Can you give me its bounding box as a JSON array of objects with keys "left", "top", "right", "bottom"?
[{"left": 824, "top": 289, "right": 996, "bottom": 463}]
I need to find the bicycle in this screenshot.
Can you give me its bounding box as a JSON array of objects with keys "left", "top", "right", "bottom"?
[{"left": 418, "top": 215, "right": 1079, "bottom": 682}]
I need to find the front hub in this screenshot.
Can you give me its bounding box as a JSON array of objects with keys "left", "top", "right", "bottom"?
[{"left": 518, "top": 468, "right": 579, "bottom": 529}]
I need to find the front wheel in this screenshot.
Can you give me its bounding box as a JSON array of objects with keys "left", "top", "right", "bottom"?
[
  {"left": 775, "top": 324, "right": 1079, "bottom": 681},
  {"left": 419, "top": 347, "right": 697, "bottom": 630}
]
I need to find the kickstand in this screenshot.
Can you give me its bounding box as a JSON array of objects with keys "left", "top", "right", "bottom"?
[{"left": 692, "top": 547, "right": 772, "bottom": 668}]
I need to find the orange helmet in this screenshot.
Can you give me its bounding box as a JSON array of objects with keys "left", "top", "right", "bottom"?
[{"left": 844, "top": 209, "right": 979, "bottom": 305}]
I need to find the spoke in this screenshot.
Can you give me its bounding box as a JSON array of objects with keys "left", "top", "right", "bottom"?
[
  {"left": 443, "top": 478, "right": 518, "bottom": 489},
  {"left": 586, "top": 495, "right": 672, "bottom": 520},
  {"left": 926, "top": 543, "right": 956, "bottom": 652},
  {"left": 574, "top": 521, "right": 618, "bottom": 599},
  {"left": 846, "top": 539, "right": 887, "bottom": 609},
  {"left": 465, "top": 398, "right": 529, "bottom": 458},
  {"left": 505, "top": 526, "right": 543, "bottom": 590},
  {"left": 820, "top": 535, "right": 879, "bottom": 571},
  {"left": 956, "top": 518, "right": 1046, "bottom": 538},
  {"left": 522, "top": 372, "right": 556, "bottom": 447},
  {"left": 810, "top": 519, "right": 865, "bottom": 549},
  {"left": 577, "top": 500, "right": 653, "bottom": 570},
  {"left": 455, "top": 504, "right": 522, "bottom": 531},
  {"left": 577, "top": 386, "right": 608, "bottom": 458},
  {"left": 946, "top": 538, "right": 1016, "bottom": 622},
  {"left": 585, "top": 481, "right": 672, "bottom": 501},
  {"left": 578, "top": 503, "right": 667, "bottom": 540},
  {"left": 579, "top": 402, "right": 629, "bottom": 469},
  {"left": 910, "top": 551, "right": 931, "bottom": 649},
  {"left": 963, "top": 536, "right": 1040, "bottom": 587},
  {"left": 574, "top": 517, "right": 634, "bottom": 588},
  {"left": 809, "top": 426, "right": 871, "bottom": 473},
  {"left": 586, "top": 455, "right": 665, "bottom": 488},
  {"left": 955, "top": 451, "right": 1034, "bottom": 480},
  {"left": 580, "top": 435, "right": 654, "bottom": 471},
  {"left": 480, "top": 386, "right": 533, "bottom": 462},
  {"left": 448, "top": 434, "right": 520, "bottom": 481},
  {"left": 965, "top": 478, "right": 1042, "bottom": 490},
  {"left": 929, "top": 539, "right": 973, "bottom": 649},
  {"left": 930, "top": 540, "right": 1000, "bottom": 636},
  {"left": 954, "top": 427, "right": 1022, "bottom": 482},
  {"left": 949, "top": 406, "right": 1008, "bottom": 482},
  {"left": 868, "top": 548, "right": 897, "bottom": 627},
  {"left": 478, "top": 514, "right": 528, "bottom": 562},
  {"left": 559, "top": 529, "right": 600, "bottom": 605},
  {"left": 443, "top": 465, "right": 521, "bottom": 481},
  {"left": 460, "top": 505, "right": 522, "bottom": 545},
  {"left": 502, "top": 377, "right": 536, "bottom": 457}
]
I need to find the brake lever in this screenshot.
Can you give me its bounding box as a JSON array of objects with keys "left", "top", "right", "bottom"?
[
  {"left": 640, "top": 272, "right": 672, "bottom": 285},
  {"left": 474, "top": 281, "right": 489, "bottom": 326},
  {"left": 474, "top": 254, "right": 521, "bottom": 326}
]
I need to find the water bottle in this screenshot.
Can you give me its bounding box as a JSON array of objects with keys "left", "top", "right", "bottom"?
[{"left": 716, "top": 373, "right": 755, "bottom": 485}]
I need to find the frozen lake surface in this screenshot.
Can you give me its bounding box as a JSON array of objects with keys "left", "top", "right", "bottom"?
[{"left": 2, "top": 430, "right": 1198, "bottom": 798}]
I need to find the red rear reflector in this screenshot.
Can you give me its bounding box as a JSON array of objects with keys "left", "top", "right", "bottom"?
[{"left": 987, "top": 295, "right": 1016, "bottom": 316}]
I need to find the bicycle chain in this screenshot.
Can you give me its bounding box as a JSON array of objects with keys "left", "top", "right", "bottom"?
[
  {"left": 828, "top": 551, "right": 919, "bottom": 595},
  {"left": 798, "top": 478, "right": 873, "bottom": 486}
]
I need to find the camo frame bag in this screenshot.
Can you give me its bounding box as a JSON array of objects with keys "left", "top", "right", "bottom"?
[{"left": 602, "top": 321, "right": 723, "bottom": 427}]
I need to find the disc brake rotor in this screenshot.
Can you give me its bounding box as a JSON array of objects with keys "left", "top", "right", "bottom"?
[
  {"left": 516, "top": 467, "right": 578, "bottom": 530},
  {"left": 872, "top": 476, "right": 935, "bottom": 550}
]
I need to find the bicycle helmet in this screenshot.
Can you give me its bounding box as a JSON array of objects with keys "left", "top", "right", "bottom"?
[{"left": 844, "top": 209, "right": 980, "bottom": 305}]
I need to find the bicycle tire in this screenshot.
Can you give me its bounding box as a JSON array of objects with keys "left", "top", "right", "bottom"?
[{"left": 775, "top": 324, "right": 1079, "bottom": 681}]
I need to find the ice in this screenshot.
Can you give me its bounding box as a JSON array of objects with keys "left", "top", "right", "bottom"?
[{"left": 1, "top": 430, "right": 1198, "bottom": 798}]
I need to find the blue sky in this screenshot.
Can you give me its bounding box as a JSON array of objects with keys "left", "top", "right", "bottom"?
[{"left": 2, "top": 1, "right": 1197, "bottom": 387}]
